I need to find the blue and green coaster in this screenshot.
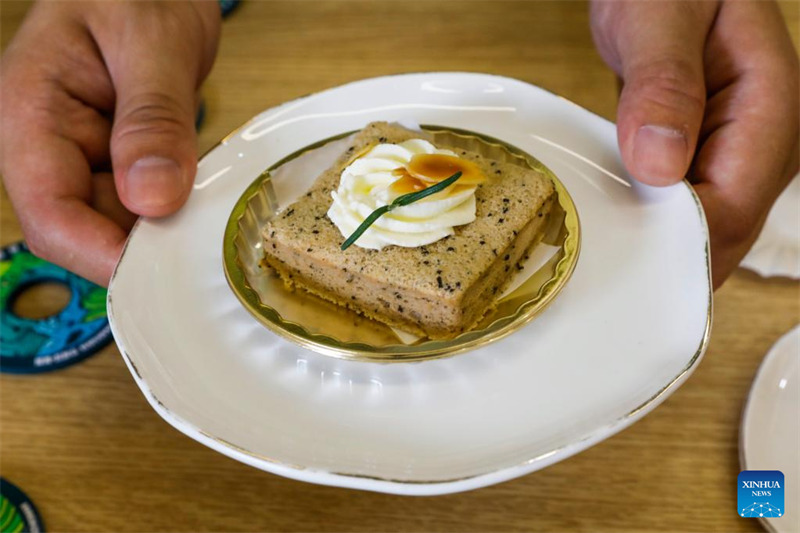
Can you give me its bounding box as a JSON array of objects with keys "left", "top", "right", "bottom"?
[
  {"left": 0, "top": 242, "right": 112, "bottom": 374},
  {"left": 0, "top": 478, "right": 44, "bottom": 533}
]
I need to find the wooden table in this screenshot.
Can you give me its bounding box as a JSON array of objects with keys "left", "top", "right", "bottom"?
[{"left": 2, "top": 1, "right": 798, "bottom": 531}]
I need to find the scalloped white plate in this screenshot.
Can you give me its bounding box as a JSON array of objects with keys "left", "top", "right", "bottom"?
[
  {"left": 107, "top": 73, "right": 712, "bottom": 495},
  {"left": 740, "top": 325, "right": 799, "bottom": 533},
  {"left": 741, "top": 175, "right": 800, "bottom": 279}
]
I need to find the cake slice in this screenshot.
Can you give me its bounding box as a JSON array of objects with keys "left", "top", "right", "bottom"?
[{"left": 262, "top": 122, "right": 556, "bottom": 339}]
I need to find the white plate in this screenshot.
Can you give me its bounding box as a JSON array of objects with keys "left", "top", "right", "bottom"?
[
  {"left": 108, "top": 73, "right": 712, "bottom": 495},
  {"left": 741, "top": 175, "right": 800, "bottom": 279},
  {"left": 740, "top": 325, "right": 799, "bottom": 533}
]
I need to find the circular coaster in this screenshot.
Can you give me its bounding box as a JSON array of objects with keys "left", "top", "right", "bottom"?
[
  {"left": 0, "top": 242, "right": 113, "bottom": 374},
  {"left": 0, "top": 478, "right": 45, "bottom": 533}
]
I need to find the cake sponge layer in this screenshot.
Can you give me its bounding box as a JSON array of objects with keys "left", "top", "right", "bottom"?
[{"left": 262, "top": 122, "right": 556, "bottom": 339}]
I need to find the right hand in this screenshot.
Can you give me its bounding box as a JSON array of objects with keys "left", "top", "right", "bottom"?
[
  {"left": 0, "top": 1, "right": 221, "bottom": 286},
  {"left": 590, "top": 0, "right": 799, "bottom": 288}
]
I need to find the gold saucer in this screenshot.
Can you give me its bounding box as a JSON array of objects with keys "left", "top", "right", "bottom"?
[{"left": 223, "top": 126, "right": 580, "bottom": 362}]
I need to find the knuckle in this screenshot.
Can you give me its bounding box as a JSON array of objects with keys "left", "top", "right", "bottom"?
[
  {"left": 627, "top": 58, "right": 705, "bottom": 114},
  {"left": 113, "top": 91, "right": 190, "bottom": 142},
  {"left": 0, "top": 71, "right": 67, "bottom": 140},
  {"left": 123, "top": 2, "right": 213, "bottom": 48}
]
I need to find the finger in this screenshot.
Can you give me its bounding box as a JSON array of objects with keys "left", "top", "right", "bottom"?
[
  {"left": 94, "top": 6, "right": 208, "bottom": 217},
  {"left": 694, "top": 99, "right": 798, "bottom": 291},
  {"left": 695, "top": 151, "right": 796, "bottom": 289},
  {"left": 692, "top": 1, "right": 799, "bottom": 288},
  {"left": 0, "top": 5, "right": 116, "bottom": 171},
  {"left": 0, "top": 4, "right": 128, "bottom": 286},
  {"left": 3, "top": 132, "right": 128, "bottom": 287},
  {"left": 610, "top": 2, "right": 717, "bottom": 186}
]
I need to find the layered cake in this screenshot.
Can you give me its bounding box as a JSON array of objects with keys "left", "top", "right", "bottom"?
[{"left": 262, "top": 122, "right": 556, "bottom": 339}]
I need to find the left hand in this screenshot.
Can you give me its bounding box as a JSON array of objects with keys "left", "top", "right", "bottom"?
[
  {"left": 0, "top": 1, "right": 221, "bottom": 286},
  {"left": 590, "top": 0, "right": 799, "bottom": 289}
]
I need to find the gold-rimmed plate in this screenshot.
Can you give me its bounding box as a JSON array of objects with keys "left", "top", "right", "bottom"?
[
  {"left": 108, "top": 73, "right": 712, "bottom": 495},
  {"left": 223, "top": 125, "right": 580, "bottom": 361}
]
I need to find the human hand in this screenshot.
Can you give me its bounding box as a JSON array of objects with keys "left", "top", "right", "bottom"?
[
  {"left": 590, "top": 0, "right": 799, "bottom": 288},
  {"left": 0, "top": 1, "right": 221, "bottom": 286}
]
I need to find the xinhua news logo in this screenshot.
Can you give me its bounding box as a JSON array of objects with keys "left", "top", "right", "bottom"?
[{"left": 738, "top": 470, "right": 784, "bottom": 518}]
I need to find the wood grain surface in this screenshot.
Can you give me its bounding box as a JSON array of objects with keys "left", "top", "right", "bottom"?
[{"left": 1, "top": 1, "right": 798, "bottom": 531}]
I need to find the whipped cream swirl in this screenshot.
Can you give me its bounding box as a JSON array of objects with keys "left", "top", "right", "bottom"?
[{"left": 327, "top": 139, "right": 477, "bottom": 250}]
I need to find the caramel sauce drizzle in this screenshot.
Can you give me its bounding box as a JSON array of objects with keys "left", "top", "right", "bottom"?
[
  {"left": 389, "top": 169, "right": 427, "bottom": 194},
  {"left": 389, "top": 153, "right": 485, "bottom": 195}
]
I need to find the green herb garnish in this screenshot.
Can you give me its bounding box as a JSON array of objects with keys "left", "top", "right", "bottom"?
[{"left": 340, "top": 171, "right": 463, "bottom": 251}]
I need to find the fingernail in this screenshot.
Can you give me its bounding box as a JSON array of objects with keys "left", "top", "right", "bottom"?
[
  {"left": 125, "top": 156, "right": 186, "bottom": 208},
  {"left": 634, "top": 125, "right": 688, "bottom": 184}
]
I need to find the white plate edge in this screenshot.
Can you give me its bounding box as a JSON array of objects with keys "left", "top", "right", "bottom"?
[{"left": 108, "top": 318, "right": 711, "bottom": 495}]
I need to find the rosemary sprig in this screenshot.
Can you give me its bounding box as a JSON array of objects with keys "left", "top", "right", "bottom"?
[{"left": 340, "top": 171, "right": 463, "bottom": 251}]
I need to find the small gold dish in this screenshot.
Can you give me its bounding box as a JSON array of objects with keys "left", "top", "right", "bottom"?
[{"left": 223, "top": 126, "right": 580, "bottom": 362}]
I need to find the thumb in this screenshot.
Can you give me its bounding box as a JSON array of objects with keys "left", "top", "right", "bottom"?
[
  {"left": 611, "top": 3, "right": 715, "bottom": 186},
  {"left": 112, "top": 81, "right": 198, "bottom": 217},
  {"left": 107, "top": 11, "right": 206, "bottom": 217}
]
